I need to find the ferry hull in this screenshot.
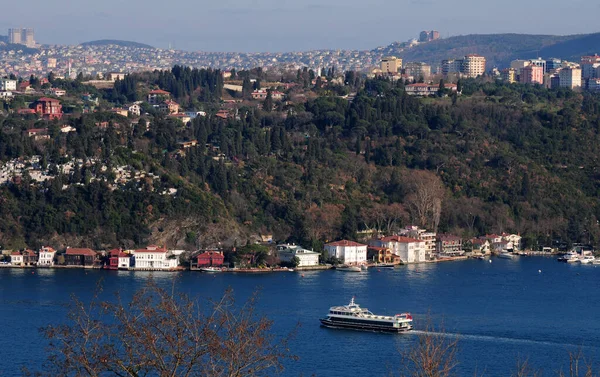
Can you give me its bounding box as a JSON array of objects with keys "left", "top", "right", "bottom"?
[{"left": 319, "top": 318, "right": 412, "bottom": 333}]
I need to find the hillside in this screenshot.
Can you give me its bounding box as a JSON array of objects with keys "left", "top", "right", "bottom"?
[
  {"left": 2, "top": 70, "right": 600, "bottom": 252},
  {"left": 376, "top": 33, "right": 600, "bottom": 68},
  {"left": 80, "top": 39, "right": 154, "bottom": 49}
]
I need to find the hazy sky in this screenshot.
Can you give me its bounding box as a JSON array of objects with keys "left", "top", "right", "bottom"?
[{"left": 2, "top": 0, "right": 600, "bottom": 52}]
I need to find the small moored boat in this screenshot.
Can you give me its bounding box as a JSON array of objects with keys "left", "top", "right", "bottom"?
[
  {"left": 336, "top": 265, "right": 362, "bottom": 272},
  {"left": 320, "top": 297, "right": 413, "bottom": 333},
  {"left": 377, "top": 263, "right": 396, "bottom": 269},
  {"left": 497, "top": 252, "right": 516, "bottom": 259},
  {"left": 199, "top": 267, "right": 222, "bottom": 273},
  {"left": 578, "top": 255, "right": 595, "bottom": 264}
]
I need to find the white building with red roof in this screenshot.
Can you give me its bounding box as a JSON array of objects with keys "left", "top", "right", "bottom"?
[
  {"left": 38, "top": 246, "right": 57, "bottom": 267},
  {"left": 132, "top": 245, "right": 179, "bottom": 270},
  {"left": 10, "top": 251, "right": 23, "bottom": 266},
  {"left": 369, "top": 236, "right": 426, "bottom": 263},
  {"left": 324, "top": 240, "right": 367, "bottom": 265}
]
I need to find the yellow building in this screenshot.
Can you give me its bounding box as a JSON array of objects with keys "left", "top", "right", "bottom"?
[
  {"left": 501, "top": 68, "right": 516, "bottom": 83},
  {"left": 381, "top": 56, "right": 402, "bottom": 74}
]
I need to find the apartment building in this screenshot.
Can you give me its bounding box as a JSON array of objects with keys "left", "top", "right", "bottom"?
[
  {"left": 462, "top": 54, "right": 486, "bottom": 78},
  {"left": 403, "top": 62, "right": 431, "bottom": 79},
  {"left": 581, "top": 55, "right": 600, "bottom": 79},
  {"left": 501, "top": 68, "right": 517, "bottom": 83},
  {"left": 381, "top": 56, "right": 402, "bottom": 74},
  {"left": 559, "top": 67, "right": 582, "bottom": 89},
  {"left": 520, "top": 65, "right": 544, "bottom": 84}
]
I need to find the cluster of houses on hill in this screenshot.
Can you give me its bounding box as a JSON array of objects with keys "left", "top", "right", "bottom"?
[{"left": 1, "top": 228, "right": 523, "bottom": 270}]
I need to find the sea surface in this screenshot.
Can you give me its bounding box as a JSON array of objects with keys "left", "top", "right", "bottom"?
[{"left": 1, "top": 257, "right": 600, "bottom": 376}]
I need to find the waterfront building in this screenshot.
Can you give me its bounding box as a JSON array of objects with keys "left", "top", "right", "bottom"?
[
  {"left": 37, "top": 246, "right": 56, "bottom": 267},
  {"left": 324, "top": 240, "right": 367, "bottom": 265},
  {"left": 194, "top": 250, "right": 225, "bottom": 268},
  {"left": 107, "top": 249, "right": 131, "bottom": 269},
  {"left": 501, "top": 233, "right": 522, "bottom": 251},
  {"left": 559, "top": 67, "right": 582, "bottom": 89},
  {"left": 10, "top": 251, "right": 24, "bottom": 266},
  {"left": 132, "top": 245, "right": 179, "bottom": 270},
  {"left": 367, "top": 246, "right": 401, "bottom": 264},
  {"left": 381, "top": 56, "right": 402, "bottom": 74},
  {"left": 276, "top": 244, "right": 320, "bottom": 267},
  {"left": 399, "top": 226, "right": 437, "bottom": 260},
  {"left": 520, "top": 65, "right": 544, "bottom": 85},
  {"left": 369, "top": 236, "right": 426, "bottom": 263},
  {"left": 0, "top": 78, "right": 17, "bottom": 91},
  {"left": 470, "top": 238, "right": 491, "bottom": 255},
  {"left": 435, "top": 234, "right": 464, "bottom": 256},
  {"left": 64, "top": 248, "right": 98, "bottom": 267},
  {"left": 500, "top": 68, "right": 517, "bottom": 83}
]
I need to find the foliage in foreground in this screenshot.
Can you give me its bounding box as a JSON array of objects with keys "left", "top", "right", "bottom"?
[{"left": 33, "top": 282, "right": 297, "bottom": 377}]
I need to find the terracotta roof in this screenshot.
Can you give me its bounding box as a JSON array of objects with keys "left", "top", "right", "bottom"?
[
  {"left": 66, "top": 247, "right": 97, "bottom": 256},
  {"left": 149, "top": 89, "right": 170, "bottom": 95},
  {"left": 380, "top": 235, "right": 422, "bottom": 243},
  {"left": 10, "top": 251, "right": 21, "bottom": 256},
  {"left": 36, "top": 97, "right": 60, "bottom": 102},
  {"left": 325, "top": 240, "right": 366, "bottom": 247},
  {"left": 135, "top": 246, "right": 167, "bottom": 253},
  {"left": 367, "top": 246, "right": 390, "bottom": 251},
  {"left": 197, "top": 251, "right": 224, "bottom": 258}
]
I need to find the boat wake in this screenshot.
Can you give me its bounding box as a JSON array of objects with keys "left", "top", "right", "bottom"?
[{"left": 409, "top": 330, "right": 600, "bottom": 350}]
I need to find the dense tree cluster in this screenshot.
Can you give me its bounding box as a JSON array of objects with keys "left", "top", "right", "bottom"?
[{"left": 2, "top": 75, "right": 600, "bottom": 250}]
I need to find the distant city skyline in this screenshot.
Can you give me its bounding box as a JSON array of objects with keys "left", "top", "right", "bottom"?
[{"left": 1, "top": 0, "right": 600, "bottom": 52}]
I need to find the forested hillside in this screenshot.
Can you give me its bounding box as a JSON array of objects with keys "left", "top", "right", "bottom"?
[{"left": 2, "top": 70, "right": 600, "bottom": 251}]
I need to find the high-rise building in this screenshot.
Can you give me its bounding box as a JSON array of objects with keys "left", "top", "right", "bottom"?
[
  {"left": 441, "top": 59, "right": 462, "bottom": 76},
  {"left": 581, "top": 55, "right": 600, "bottom": 79},
  {"left": 462, "top": 54, "right": 486, "bottom": 78},
  {"left": 380, "top": 56, "right": 402, "bottom": 74},
  {"left": 7, "top": 28, "right": 35, "bottom": 47},
  {"left": 8, "top": 28, "right": 22, "bottom": 44},
  {"left": 24, "top": 28, "right": 35, "bottom": 48},
  {"left": 559, "top": 67, "right": 582, "bottom": 89},
  {"left": 500, "top": 68, "right": 517, "bottom": 83},
  {"left": 529, "top": 58, "right": 546, "bottom": 74},
  {"left": 403, "top": 62, "right": 431, "bottom": 79},
  {"left": 419, "top": 30, "right": 440, "bottom": 42},
  {"left": 546, "top": 58, "right": 562, "bottom": 72},
  {"left": 520, "top": 65, "right": 544, "bottom": 84}
]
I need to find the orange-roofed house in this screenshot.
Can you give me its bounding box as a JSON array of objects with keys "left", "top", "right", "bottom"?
[
  {"left": 324, "top": 240, "right": 367, "bottom": 265},
  {"left": 147, "top": 89, "right": 170, "bottom": 105},
  {"left": 65, "top": 247, "right": 98, "bottom": 267},
  {"left": 107, "top": 249, "right": 132, "bottom": 270},
  {"left": 132, "top": 245, "right": 179, "bottom": 270},
  {"left": 32, "top": 97, "right": 63, "bottom": 120},
  {"left": 369, "top": 236, "right": 426, "bottom": 263},
  {"left": 38, "top": 246, "right": 57, "bottom": 267}
]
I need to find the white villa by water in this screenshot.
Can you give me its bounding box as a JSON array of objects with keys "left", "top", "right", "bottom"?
[
  {"left": 132, "top": 245, "right": 179, "bottom": 270},
  {"left": 324, "top": 240, "right": 367, "bottom": 265},
  {"left": 276, "top": 244, "right": 320, "bottom": 267}
]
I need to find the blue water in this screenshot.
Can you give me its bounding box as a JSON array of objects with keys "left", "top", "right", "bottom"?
[{"left": 1, "top": 257, "right": 600, "bottom": 376}]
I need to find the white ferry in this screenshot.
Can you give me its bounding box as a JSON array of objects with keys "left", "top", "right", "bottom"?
[{"left": 320, "top": 298, "right": 413, "bottom": 333}]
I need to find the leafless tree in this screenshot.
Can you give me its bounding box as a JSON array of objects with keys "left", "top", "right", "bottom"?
[
  {"left": 398, "top": 320, "right": 459, "bottom": 377},
  {"left": 405, "top": 170, "right": 445, "bottom": 231},
  {"left": 34, "top": 281, "right": 297, "bottom": 377}
]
